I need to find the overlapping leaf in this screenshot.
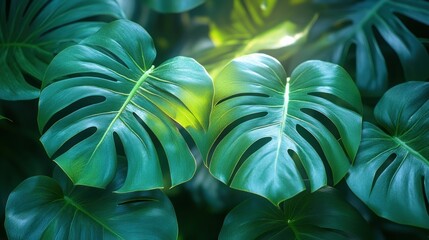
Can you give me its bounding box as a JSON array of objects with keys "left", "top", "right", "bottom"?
[
  {"left": 38, "top": 20, "right": 213, "bottom": 192},
  {"left": 219, "top": 187, "right": 370, "bottom": 240},
  {"left": 206, "top": 53, "right": 362, "bottom": 205},
  {"left": 295, "top": 0, "right": 429, "bottom": 96},
  {"left": 0, "top": 0, "right": 124, "bottom": 100},
  {"left": 5, "top": 168, "right": 178, "bottom": 239},
  {"left": 347, "top": 81, "right": 429, "bottom": 229}
]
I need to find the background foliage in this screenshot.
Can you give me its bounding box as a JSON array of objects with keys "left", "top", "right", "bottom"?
[{"left": 1, "top": 0, "right": 429, "bottom": 239}]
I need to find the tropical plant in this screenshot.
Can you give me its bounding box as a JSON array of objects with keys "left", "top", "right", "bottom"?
[{"left": 1, "top": 0, "right": 429, "bottom": 239}]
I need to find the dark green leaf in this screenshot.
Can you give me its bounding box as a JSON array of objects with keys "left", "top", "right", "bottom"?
[
  {"left": 145, "top": 0, "right": 206, "bottom": 13},
  {"left": 0, "top": 0, "right": 124, "bottom": 100},
  {"left": 5, "top": 168, "right": 178, "bottom": 239},
  {"left": 295, "top": 0, "right": 429, "bottom": 96},
  {"left": 206, "top": 53, "right": 362, "bottom": 205},
  {"left": 38, "top": 19, "right": 213, "bottom": 191},
  {"left": 219, "top": 186, "right": 370, "bottom": 240},
  {"left": 347, "top": 81, "right": 429, "bottom": 229}
]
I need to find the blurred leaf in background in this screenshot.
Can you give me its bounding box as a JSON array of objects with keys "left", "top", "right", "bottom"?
[
  {"left": 186, "top": 0, "right": 315, "bottom": 78},
  {"left": 292, "top": 0, "right": 429, "bottom": 96}
]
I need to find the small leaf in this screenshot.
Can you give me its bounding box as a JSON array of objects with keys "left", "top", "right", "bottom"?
[
  {"left": 347, "top": 81, "right": 429, "bottom": 229},
  {"left": 295, "top": 0, "right": 429, "bottom": 96},
  {"left": 0, "top": 0, "right": 124, "bottom": 100},
  {"left": 206, "top": 53, "right": 362, "bottom": 205},
  {"left": 38, "top": 19, "right": 213, "bottom": 191},
  {"left": 144, "top": 0, "right": 206, "bottom": 13},
  {"left": 5, "top": 168, "right": 178, "bottom": 239},
  {"left": 219, "top": 187, "right": 371, "bottom": 240}
]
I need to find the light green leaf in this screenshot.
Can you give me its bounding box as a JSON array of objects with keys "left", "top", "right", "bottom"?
[
  {"left": 219, "top": 186, "right": 370, "bottom": 240},
  {"left": 0, "top": 0, "right": 124, "bottom": 100},
  {"left": 144, "top": 0, "right": 206, "bottom": 13},
  {"left": 5, "top": 168, "right": 178, "bottom": 239},
  {"left": 295, "top": 0, "right": 429, "bottom": 96},
  {"left": 347, "top": 81, "right": 429, "bottom": 229},
  {"left": 206, "top": 53, "right": 362, "bottom": 205},
  {"left": 38, "top": 20, "right": 213, "bottom": 192},
  {"left": 193, "top": 0, "right": 313, "bottom": 78}
]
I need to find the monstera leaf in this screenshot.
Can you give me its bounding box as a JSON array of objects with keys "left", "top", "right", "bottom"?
[
  {"left": 38, "top": 20, "right": 213, "bottom": 192},
  {"left": 296, "top": 0, "right": 429, "bottom": 96},
  {"left": 219, "top": 186, "right": 370, "bottom": 240},
  {"left": 193, "top": 0, "right": 313, "bottom": 78},
  {"left": 5, "top": 167, "right": 178, "bottom": 239},
  {"left": 0, "top": 0, "right": 124, "bottom": 100},
  {"left": 144, "top": 0, "right": 206, "bottom": 13},
  {"left": 347, "top": 81, "right": 429, "bottom": 229},
  {"left": 206, "top": 53, "right": 362, "bottom": 205}
]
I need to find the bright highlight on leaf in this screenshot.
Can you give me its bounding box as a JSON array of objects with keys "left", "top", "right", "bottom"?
[
  {"left": 194, "top": 0, "right": 314, "bottom": 78},
  {"left": 0, "top": 0, "right": 124, "bottom": 100},
  {"left": 5, "top": 168, "right": 178, "bottom": 240},
  {"left": 347, "top": 81, "right": 429, "bottom": 229},
  {"left": 38, "top": 20, "right": 214, "bottom": 192},
  {"left": 206, "top": 53, "right": 362, "bottom": 205}
]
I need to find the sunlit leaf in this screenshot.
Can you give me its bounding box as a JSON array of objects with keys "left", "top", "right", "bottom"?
[
  {"left": 219, "top": 186, "right": 370, "bottom": 240},
  {"left": 193, "top": 0, "right": 313, "bottom": 78},
  {"left": 5, "top": 168, "right": 178, "bottom": 239},
  {"left": 38, "top": 19, "right": 213, "bottom": 192},
  {"left": 0, "top": 0, "right": 124, "bottom": 100},
  {"left": 295, "top": 0, "right": 429, "bottom": 96},
  {"left": 206, "top": 53, "right": 362, "bottom": 205},
  {"left": 347, "top": 81, "right": 429, "bottom": 229}
]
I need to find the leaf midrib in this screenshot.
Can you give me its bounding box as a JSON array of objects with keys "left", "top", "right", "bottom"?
[
  {"left": 88, "top": 65, "right": 155, "bottom": 161},
  {"left": 63, "top": 196, "right": 124, "bottom": 239},
  {"left": 393, "top": 136, "right": 428, "bottom": 164},
  {"left": 274, "top": 77, "right": 290, "bottom": 173}
]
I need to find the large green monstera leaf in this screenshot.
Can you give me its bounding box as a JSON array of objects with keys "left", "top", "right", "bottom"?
[
  {"left": 5, "top": 167, "right": 178, "bottom": 239},
  {"left": 296, "top": 0, "right": 429, "bottom": 96},
  {"left": 206, "top": 53, "right": 362, "bottom": 205},
  {"left": 0, "top": 0, "right": 124, "bottom": 100},
  {"left": 38, "top": 20, "right": 213, "bottom": 192},
  {"left": 347, "top": 81, "right": 429, "bottom": 229},
  {"left": 219, "top": 187, "right": 370, "bottom": 240}
]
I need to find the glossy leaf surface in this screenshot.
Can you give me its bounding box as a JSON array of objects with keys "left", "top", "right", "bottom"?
[
  {"left": 297, "top": 0, "right": 429, "bottom": 96},
  {"left": 0, "top": 0, "right": 124, "bottom": 100},
  {"left": 219, "top": 187, "right": 370, "bottom": 240},
  {"left": 347, "top": 81, "right": 429, "bottom": 229},
  {"left": 5, "top": 168, "right": 178, "bottom": 239},
  {"left": 38, "top": 20, "right": 213, "bottom": 192},
  {"left": 145, "top": 0, "right": 206, "bottom": 13},
  {"left": 206, "top": 53, "right": 362, "bottom": 205}
]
